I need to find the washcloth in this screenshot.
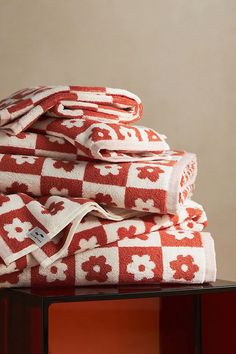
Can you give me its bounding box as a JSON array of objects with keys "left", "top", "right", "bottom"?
[{"left": 0, "top": 150, "right": 196, "bottom": 214}]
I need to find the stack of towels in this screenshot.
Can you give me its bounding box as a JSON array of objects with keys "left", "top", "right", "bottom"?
[{"left": 0, "top": 86, "right": 216, "bottom": 287}]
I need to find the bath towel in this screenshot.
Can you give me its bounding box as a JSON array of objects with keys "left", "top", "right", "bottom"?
[
  {"left": 0, "top": 118, "right": 169, "bottom": 162},
  {"left": 0, "top": 150, "right": 196, "bottom": 214},
  {"left": 0, "top": 196, "right": 206, "bottom": 268},
  {"left": 0, "top": 199, "right": 216, "bottom": 287}
]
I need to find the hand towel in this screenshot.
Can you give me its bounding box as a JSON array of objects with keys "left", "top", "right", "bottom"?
[
  {"left": 0, "top": 229, "right": 216, "bottom": 288},
  {"left": 0, "top": 118, "right": 169, "bottom": 162},
  {"left": 0, "top": 86, "right": 143, "bottom": 134}
]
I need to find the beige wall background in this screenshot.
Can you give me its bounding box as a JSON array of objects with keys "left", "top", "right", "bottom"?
[{"left": 0, "top": 0, "right": 235, "bottom": 280}]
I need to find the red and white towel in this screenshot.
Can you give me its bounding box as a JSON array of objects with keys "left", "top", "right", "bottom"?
[
  {"left": 0, "top": 199, "right": 216, "bottom": 287},
  {"left": 0, "top": 85, "right": 216, "bottom": 287},
  {"left": 0, "top": 150, "right": 196, "bottom": 214},
  {"left": 0, "top": 86, "right": 143, "bottom": 133}
]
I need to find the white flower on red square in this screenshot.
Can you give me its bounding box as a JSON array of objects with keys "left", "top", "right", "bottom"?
[
  {"left": 96, "top": 164, "right": 122, "bottom": 176},
  {"left": 134, "top": 198, "right": 160, "bottom": 212},
  {"left": 12, "top": 156, "right": 37, "bottom": 165},
  {"left": 41, "top": 201, "right": 64, "bottom": 215},
  {"left": 61, "top": 119, "right": 84, "bottom": 128},
  {"left": 79, "top": 236, "right": 98, "bottom": 251},
  {"left": 3, "top": 218, "right": 32, "bottom": 241},
  {"left": 38, "top": 261, "right": 68, "bottom": 282},
  {"left": 174, "top": 231, "right": 195, "bottom": 240},
  {"left": 48, "top": 136, "right": 65, "bottom": 144},
  {"left": 127, "top": 255, "right": 155, "bottom": 281},
  {"left": 50, "top": 187, "right": 69, "bottom": 196},
  {"left": 89, "top": 127, "right": 112, "bottom": 141}
]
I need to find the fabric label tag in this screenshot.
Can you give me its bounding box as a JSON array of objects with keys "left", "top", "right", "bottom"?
[{"left": 27, "top": 227, "right": 50, "bottom": 247}]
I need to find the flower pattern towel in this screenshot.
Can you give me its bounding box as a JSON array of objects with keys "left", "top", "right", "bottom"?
[
  {"left": 0, "top": 86, "right": 143, "bottom": 134},
  {"left": 0, "top": 150, "right": 196, "bottom": 214},
  {"left": 0, "top": 118, "right": 169, "bottom": 162},
  {"left": 0, "top": 85, "right": 216, "bottom": 287},
  {"left": 0, "top": 199, "right": 216, "bottom": 287}
]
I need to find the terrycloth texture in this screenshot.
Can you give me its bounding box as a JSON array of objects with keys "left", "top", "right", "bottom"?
[
  {"left": 0, "top": 150, "right": 196, "bottom": 214},
  {"left": 0, "top": 231, "right": 216, "bottom": 288},
  {"left": 0, "top": 200, "right": 216, "bottom": 287},
  {"left": 0, "top": 85, "right": 216, "bottom": 288},
  {"left": 0, "top": 86, "right": 143, "bottom": 134},
  {"left": 0, "top": 118, "right": 169, "bottom": 162},
  {"left": 0, "top": 196, "right": 205, "bottom": 267}
]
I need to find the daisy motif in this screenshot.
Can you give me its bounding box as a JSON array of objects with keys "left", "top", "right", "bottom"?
[
  {"left": 170, "top": 255, "right": 199, "bottom": 281},
  {"left": 48, "top": 136, "right": 65, "bottom": 144},
  {"left": 41, "top": 201, "right": 64, "bottom": 215},
  {"left": 6, "top": 182, "right": 28, "bottom": 194},
  {"left": 90, "top": 127, "right": 112, "bottom": 142},
  {"left": 81, "top": 255, "right": 112, "bottom": 282},
  {"left": 38, "top": 261, "right": 68, "bottom": 282},
  {"left": 137, "top": 165, "right": 164, "bottom": 182},
  {"left": 12, "top": 156, "right": 37, "bottom": 165},
  {"left": 173, "top": 232, "right": 195, "bottom": 240},
  {"left": 134, "top": 198, "right": 160, "bottom": 212},
  {"left": 61, "top": 119, "right": 84, "bottom": 129},
  {"left": 79, "top": 236, "right": 99, "bottom": 251},
  {"left": 50, "top": 187, "right": 69, "bottom": 196},
  {"left": 95, "top": 193, "right": 117, "bottom": 207},
  {"left": 152, "top": 214, "right": 171, "bottom": 229},
  {"left": 0, "top": 263, "right": 20, "bottom": 285},
  {"left": 96, "top": 164, "right": 122, "bottom": 176},
  {"left": 119, "top": 126, "right": 139, "bottom": 140},
  {"left": 3, "top": 218, "right": 32, "bottom": 242},
  {"left": 53, "top": 160, "right": 74, "bottom": 172},
  {"left": 127, "top": 255, "right": 155, "bottom": 281}
]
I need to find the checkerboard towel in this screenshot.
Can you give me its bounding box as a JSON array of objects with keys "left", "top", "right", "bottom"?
[
  {"left": 0, "top": 86, "right": 143, "bottom": 132},
  {"left": 0, "top": 199, "right": 216, "bottom": 287},
  {"left": 0, "top": 85, "right": 216, "bottom": 287}
]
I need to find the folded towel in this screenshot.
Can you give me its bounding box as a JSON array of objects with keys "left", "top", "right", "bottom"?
[
  {"left": 0, "top": 86, "right": 143, "bottom": 134},
  {"left": 0, "top": 195, "right": 206, "bottom": 269},
  {"left": 0, "top": 85, "right": 216, "bottom": 288},
  {"left": 0, "top": 229, "right": 216, "bottom": 288},
  {"left": 0, "top": 150, "right": 197, "bottom": 214},
  {"left": 0, "top": 118, "right": 169, "bottom": 162}
]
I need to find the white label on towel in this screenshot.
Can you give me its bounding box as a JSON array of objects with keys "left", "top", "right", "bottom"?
[{"left": 27, "top": 227, "right": 50, "bottom": 247}]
